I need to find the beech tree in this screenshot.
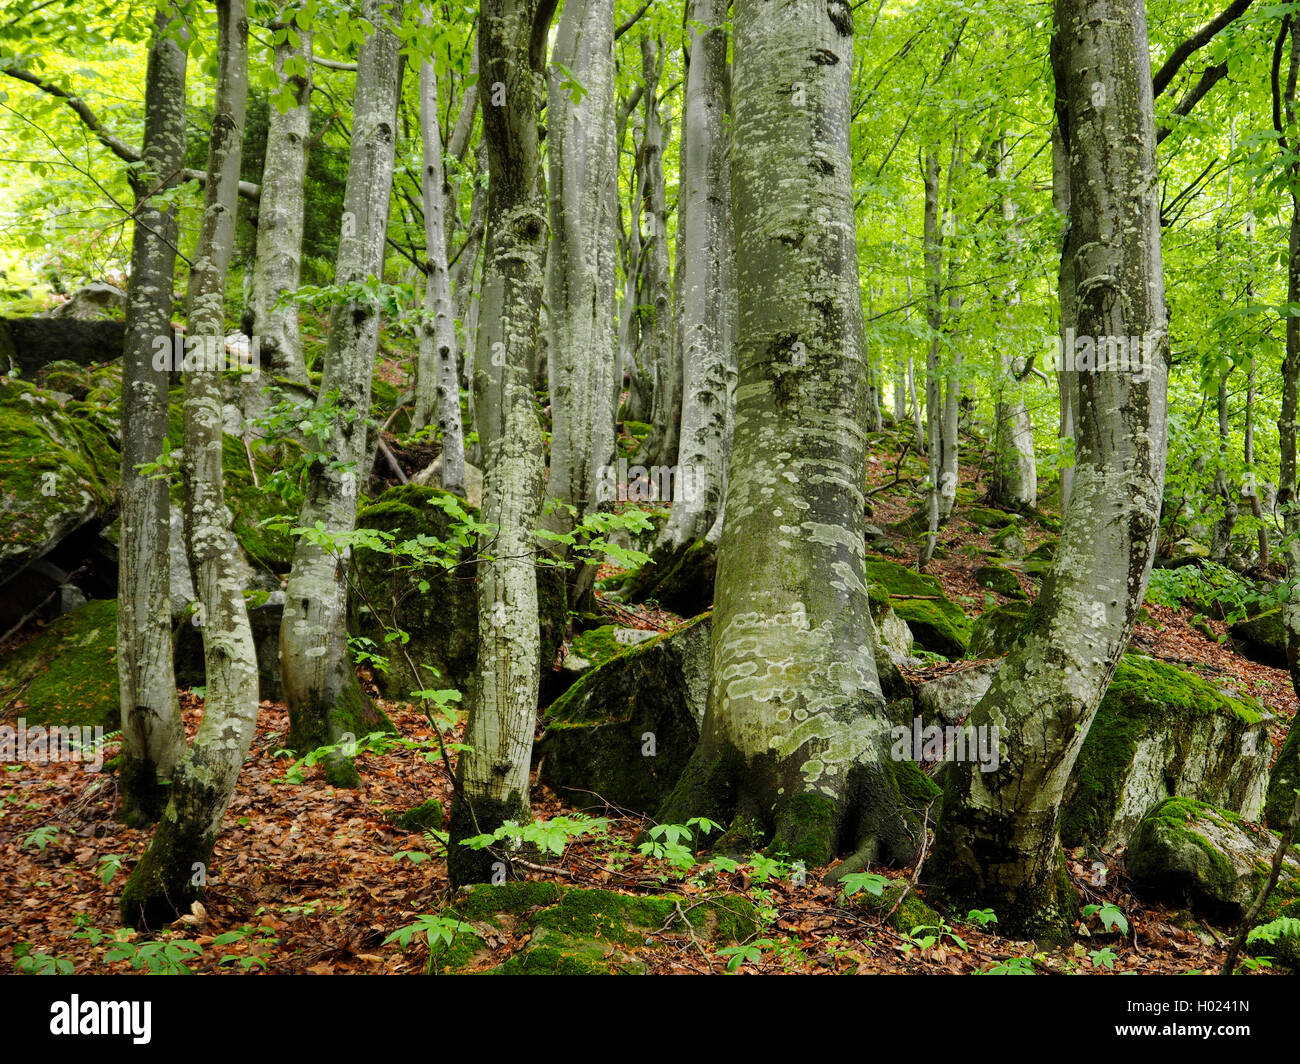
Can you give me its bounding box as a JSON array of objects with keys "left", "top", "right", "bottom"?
[
  {"left": 928, "top": 0, "right": 1169, "bottom": 940},
  {"left": 447, "top": 0, "right": 558, "bottom": 887},
  {"left": 661, "top": 0, "right": 923, "bottom": 868},
  {"left": 279, "top": 0, "right": 403, "bottom": 781},
  {"left": 121, "top": 0, "right": 259, "bottom": 929}
]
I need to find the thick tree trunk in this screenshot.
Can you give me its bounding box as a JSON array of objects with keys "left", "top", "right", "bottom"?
[
  {"left": 120, "top": 0, "right": 259, "bottom": 930},
  {"left": 660, "top": 0, "right": 921, "bottom": 870},
  {"left": 448, "top": 0, "right": 557, "bottom": 887},
  {"left": 1053, "top": 122, "right": 1078, "bottom": 512},
  {"left": 249, "top": 15, "right": 312, "bottom": 384},
  {"left": 929, "top": 0, "right": 1169, "bottom": 941},
  {"left": 413, "top": 8, "right": 466, "bottom": 496},
  {"left": 117, "top": 3, "right": 188, "bottom": 827},
  {"left": 662, "top": 0, "right": 735, "bottom": 550},
  {"left": 544, "top": 0, "right": 618, "bottom": 522},
  {"left": 279, "top": 0, "right": 402, "bottom": 784}
]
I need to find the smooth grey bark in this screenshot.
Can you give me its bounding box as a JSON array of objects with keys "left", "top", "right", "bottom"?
[
  {"left": 448, "top": 0, "right": 557, "bottom": 887},
  {"left": 121, "top": 0, "right": 259, "bottom": 930},
  {"left": 989, "top": 136, "right": 1037, "bottom": 513},
  {"left": 249, "top": 15, "right": 312, "bottom": 383},
  {"left": 413, "top": 6, "right": 466, "bottom": 497},
  {"left": 545, "top": 0, "right": 618, "bottom": 522},
  {"left": 280, "top": 0, "right": 403, "bottom": 782},
  {"left": 662, "top": 0, "right": 735, "bottom": 550},
  {"left": 930, "top": 0, "right": 1169, "bottom": 940},
  {"left": 630, "top": 35, "right": 679, "bottom": 469},
  {"left": 661, "top": 0, "right": 919, "bottom": 869},
  {"left": 919, "top": 149, "right": 944, "bottom": 567},
  {"left": 117, "top": 3, "right": 188, "bottom": 827},
  {"left": 1053, "top": 122, "right": 1078, "bottom": 512},
  {"left": 1277, "top": 16, "right": 1300, "bottom": 699}
]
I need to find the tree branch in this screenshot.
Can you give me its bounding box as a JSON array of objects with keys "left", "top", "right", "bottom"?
[
  {"left": 2, "top": 65, "right": 261, "bottom": 201},
  {"left": 614, "top": 0, "right": 653, "bottom": 41},
  {"left": 1152, "top": 0, "right": 1255, "bottom": 99}
]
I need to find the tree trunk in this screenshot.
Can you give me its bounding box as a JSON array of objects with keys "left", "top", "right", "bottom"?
[
  {"left": 117, "top": 3, "right": 188, "bottom": 827},
  {"left": 120, "top": 0, "right": 259, "bottom": 930},
  {"left": 919, "top": 149, "right": 943, "bottom": 567},
  {"left": 929, "top": 0, "right": 1169, "bottom": 941},
  {"left": 447, "top": 0, "right": 557, "bottom": 887},
  {"left": 413, "top": 6, "right": 466, "bottom": 497},
  {"left": 630, "top": 36, "right": 678, "bottom": 469},
  {"left": 1053, "top": 121, "right": 1078, "bottom": 512},
  {"left": 279, "top": 0, "right": 402, "bottom": 784},
  {"left": 249, "top": 14, "right": 312, "bottom": 384},
  {"left": 662, "top": 0, "right": 735, "bottom": 550},
  {"left": 545, "top": 0, "right": 618, "bottom": 522},
  {"left": 660, "top": 0, "right": 922, "bottom": 870}
]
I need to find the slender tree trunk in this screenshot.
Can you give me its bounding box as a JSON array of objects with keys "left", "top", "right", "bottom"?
[
  {"left": 919, "top": 150, "right": 943, "bottom": 567},
  {"left": 989, "top": 135, "right": 1037, "bottom": 512},
  {"left": 279, "top": 0, "right": 402, "bottom": 784},
  {"left": 545, "top": 0, "right": 618, "bottom": 522},
  {"left": 1277, "top": 16, "right": 1300, "bottom": 696},
  {"left": 663, "top": 0, "right": 734, "bottom": 550},
  {"left": 117, "top": 3, "right": 188, "bottom": 827},
  {"left": 1212, "top": 371, "right": 1238, "bottom": 559},
  {"left": 121, "top": 0, "right": 259, "bottom": 929},
  {"left": 448, "top": 0, "right": 557, "bottom": 887},
  {"left": 413, "top": 6, "right": 466, "bottom": 496},
  {"left": 929, "top": 0, "right": 1169, "bottom": 941},
  {"left": 249, "top": 14, "right": 312, "bottom": 383},
  {"left": 630, "top": 35, "right": 678, "bottom": 469},
  {"left": 660, "top": 0, "right": 922, "bottom": 869}
]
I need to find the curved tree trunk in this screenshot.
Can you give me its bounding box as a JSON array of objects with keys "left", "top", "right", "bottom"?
[
  {"left": 413, "top": 7, "right": 466, "bottom": 497},
  {"left": 121, "top": 0, "right": 259, "bottom": 930},
  {"left": 249, "top": 15, "right": 312, "bottom": 384},
  {"left": 660, "top": 0, "right": 922, "bottom": 870},
  {"left": 448, "top": 0, "right": 557, "bottom": 887},
  {"left": 117, "top": 3, "right": 188, "bottom": 827},
  {"left": 662, "top": 0, "right": 735, "bottom": 551},
  {"left": 279, "top": 0, "right": 402, "bottom": 784},
  {"left": 929, "top": 0, "right": 1169, "bottom": 941}
]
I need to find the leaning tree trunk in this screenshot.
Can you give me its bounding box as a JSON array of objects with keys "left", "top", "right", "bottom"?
[
  {"left": 544, "top": 0, "right": 618, "bottom": 523},
  {"left": 117, "top": 3, "right": 188, "bottom": 827},
  {"left": 279, "top": 0, "right": 402, "bottom": 783},
  {"left": 660, "top": 0, "right": 923, "bottom": 870},
  {"left": 120, "top": 0, "right": 259, "bottom": 929},
  {"left": 413, "top": 6, "right": 466, "bottom": 497},
  {"left": 447, "top": 0, "right": 557, "bottom": 887},
  {"left": 249, "top": 14, "right": 312, "bottom": 383},
  {"left": 928, "top": 0, "right": 1169, "bottom": 941},
  {"left": 662, "top": 0, "right": 735, "bottom": 551}
]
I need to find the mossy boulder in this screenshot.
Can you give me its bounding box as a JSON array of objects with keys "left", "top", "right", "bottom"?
[
  {"left": 964, "top": 506, "right": 1016, "bottom": 530},
  {"left": 0, "top": 380, "right": 117, "bottom": 588},
  {"left": 868, "top": 584, "right": 913, "bottom": 662},
  {"left": 564, "top": 624, "right": 658, "bottom": 674},
  {"left": 618, "top": 537, "right": 716, "bottom": 617},
  {"left": 913, "top": 660, "right": 1000, "bottom": 728},
  {"left": 1127, "top": 797, "right": 1300, "bottom": 920},
  {"left": 1062, "top": 656, "right": 1271, "bottom": 851},
  {"left": 1266, "top": 724, "right": 1300, "bottom": 828},
  {"left": 967, "top": 602, "right": 1031, "bottom": 658},
  {"left": 393, "top": 797, "right": 444, "bottom": 833},
  {"left": 0, "top": 598, "right": 119, "bottom": 729},
  {"left": 863, "top": 557, "right": 970, "bottom": 658},
  {"left": 537, "top": 614, "right": 711, "bottom": 815},
  {"left": 1229, "top": 609, "right": 1286, "bottom": 668},
  {"left": 431, "top": 881, "right": 757, "bottom": 974},
  {"left": 973, "top": 564, "right": 1025, "bottom": 599},
  {"left": 351, "top": 484, "right": 479, "bottom": 703},
  {"left": 990, "top": 523, "right": 1027, "bottom": 557}
]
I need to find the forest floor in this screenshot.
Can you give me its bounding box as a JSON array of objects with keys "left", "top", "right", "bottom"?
[{"left": 1, "top": 427, "right": 1295, "bottom": 976}]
